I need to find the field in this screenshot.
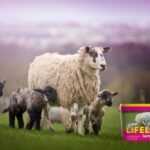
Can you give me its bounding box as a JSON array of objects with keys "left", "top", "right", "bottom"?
[{"left": 0, "top": 107, "right": 149, "bottom": 150}]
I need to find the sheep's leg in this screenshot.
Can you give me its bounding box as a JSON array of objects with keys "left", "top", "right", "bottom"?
[
  {"left": 66, "top": 104, "right": 78, "bottom": 133},
  {"left": 35, "top": 110, "right": 42, "bottom": 130},
  {"left": 77, "top": 114, "right": 85, "bottom": 135},
  {"left": 16, "top": 112, "right": 24, "bottom": 129},
  {"left": 9, "top": 110, "right": 15, "bottom": 128},
  {"left": 66, "top": 118, "right": 75, "bottom": 133},
  {"left": 26, "top": 110, "right": 36, "bottom": 130}
]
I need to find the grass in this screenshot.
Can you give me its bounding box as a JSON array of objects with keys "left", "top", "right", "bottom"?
[{"left": 0, "top": 107, "right": 150, "bottom": 150}]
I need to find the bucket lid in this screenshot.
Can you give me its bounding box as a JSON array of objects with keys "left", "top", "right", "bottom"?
[{"left": 120, "top": 104, "right": 150, "bottom": 112}]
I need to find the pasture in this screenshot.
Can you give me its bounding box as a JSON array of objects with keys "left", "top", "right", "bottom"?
[{"left": 0, "top": 107, "right": 149, "bottom": 150}]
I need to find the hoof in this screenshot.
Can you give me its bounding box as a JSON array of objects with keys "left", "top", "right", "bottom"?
[
  {"left": 66, "top": 127, "right": 74, "bottom": 133},
  {"left": 84, "top": 129, "right": 89, "bottom": 135}
]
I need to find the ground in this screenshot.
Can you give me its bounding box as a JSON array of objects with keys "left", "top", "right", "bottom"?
[{"left": 0, "top": 107, "right": 149, "bottom": 150}]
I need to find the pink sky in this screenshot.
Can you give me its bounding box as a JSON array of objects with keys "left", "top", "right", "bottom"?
[{"left": 0, "top": 0, "right": 149, "bottom": 24}]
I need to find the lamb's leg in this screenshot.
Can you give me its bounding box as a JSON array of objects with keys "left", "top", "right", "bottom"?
[
  {"left": 97, "top": 118, "right": 102, "bottom": 133},
  {"left": 43, "top": 104, "right": 54, "bottom": 131},
  {"left": 16, "top": 112, "right": 24, "bottom": 129},
  {"left": 9, "top": 110, "right": 15, "bottom": 128},
  {"left": 83, "top": 117, "right": 89, "bottom": 135},
  {"left": 40, "top": 110, "right": 45, "bottom": 129},
  {"left": 83, "top": 107, "right": 90, "bottom": 135},
  {"left": 35, "top": 110, "right": 42, "bottom": 130},
  {"left": 26, "top": 110, "right": 36, "bottom": 130},
  {"left": 90, "top": 116, "right": 99, "bottom": 135}
]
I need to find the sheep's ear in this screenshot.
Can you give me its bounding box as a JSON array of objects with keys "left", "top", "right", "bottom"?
[
  {"left": 111, "top": 92, "right": 119, "bottom": 96},
  {"left": 85, "top": 46, "right": 90, "bottom": 53},
  {"left": 103, "top": 47, "right": 112, "bottom": 54}
]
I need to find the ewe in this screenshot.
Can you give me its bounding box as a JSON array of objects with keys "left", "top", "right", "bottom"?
[{"left": 28, "top": 46, "right": 111, "bottom": 134}]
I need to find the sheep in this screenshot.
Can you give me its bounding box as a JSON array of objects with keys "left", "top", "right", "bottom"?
[
  {"left": 28, "top": 46, "right": 111, "bottom": 134},
  {"left": 127, "top": 113, "right": 150, "bottom": 130},
  {"left": 135, "top": 112, "right": 150, "bottom": 127},
  {"left": 83, "top": 90, "right": 118, "bottom": 135},
  {"left": 2, "top": 86, "right": 57, "bottom": 130},
  {"left": 0, "top": 80, "right": 6, "bottom": 97}
]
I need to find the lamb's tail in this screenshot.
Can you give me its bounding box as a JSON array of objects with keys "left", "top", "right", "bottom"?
[{"left": 1, "top": 107, "right": 10, "bottom": 113}]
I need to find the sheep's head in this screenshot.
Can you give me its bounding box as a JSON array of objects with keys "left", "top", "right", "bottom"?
[
  {"left": 98, "top": 89, "right": 118, "bottom": 107},
  {"left": 78, "top": 46, "right": 111, "bottom": 71},
  {"left": 0, "top": 80, "right": 6, "bottom": 97}
]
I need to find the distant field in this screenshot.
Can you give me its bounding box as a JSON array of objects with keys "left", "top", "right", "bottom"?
[{"left": 0, "top": 107, "right": 149, "bottom": 150}]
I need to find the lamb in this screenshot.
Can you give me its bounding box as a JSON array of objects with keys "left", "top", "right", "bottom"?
[
  {"left": 84, "top": 90, "right": 118, "bottom": 135},
  {"left": 48, "top": 107, "right": 71, "bottom": 128},
  {"left": 41, "top": 103, "right": 79, "bottom": 132},
  {"left": 135, "top": 112, "right": 150, "bottom": 127},
  {"left": 28, "top": 46, "right": 111, "bottom": 134},
  {"left": 0, "top": 80, "right": 6, "bottom": 97},
  {"left": 2, "top": 86, "right": 57, "bottom": 130},
  {"left": 127, "top": 112, "right": 150, "bottom": 129}
]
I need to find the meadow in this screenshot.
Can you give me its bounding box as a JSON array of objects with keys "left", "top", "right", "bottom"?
[{"left": 0, "top": 107, "right": 149, "bottom": 150}]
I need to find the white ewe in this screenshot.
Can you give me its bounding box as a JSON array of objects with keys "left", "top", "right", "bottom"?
[{"left": 28, "top": 46, "right": 111, "bottom": 134}]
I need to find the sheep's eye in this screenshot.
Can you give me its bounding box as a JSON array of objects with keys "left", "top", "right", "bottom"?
[{"left": 100, "top": 54, "right": 103, "bottom": 57}]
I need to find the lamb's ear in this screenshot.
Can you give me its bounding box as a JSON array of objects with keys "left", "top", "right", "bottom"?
[
  {"left": 98, "top": 93, "right": 101, "bottom": 97},
  {"left": 34, "top": 88, "right": 45, "bottom": 94},
  {"left": 103, "top": 47, "right": 112, "bottom": 54},
  {"left": 111, "top": 92, "right": 119, "bottom": 96},
  {"left": 98, "top": 90, "right": 104, "bottom": 97}
]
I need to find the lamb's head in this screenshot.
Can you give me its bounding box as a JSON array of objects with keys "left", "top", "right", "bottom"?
[
  {"left": 98, "top": 90, "right": 118, "bottom": 107},
  {"left": 78, "top": 46, "right": 111, "bottom": 72},
  {"left": 34, "top": 86, "right": 57, "bottom": 102},
  {"left": 0, "top": 80, "right": 6, "bottom": 97}
]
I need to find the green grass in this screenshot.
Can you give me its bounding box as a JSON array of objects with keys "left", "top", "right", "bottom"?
[{"left": 0, "top": 107, "right": 149, "bottom": 150}]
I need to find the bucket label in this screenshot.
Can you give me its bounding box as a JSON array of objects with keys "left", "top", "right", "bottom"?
[{"left": 120, "top": 104, "right": 150, "bottom": 142}]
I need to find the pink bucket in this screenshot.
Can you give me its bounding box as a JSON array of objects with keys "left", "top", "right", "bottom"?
[{"left": 120, "top": 104, "right": 150, "bottom": 142}]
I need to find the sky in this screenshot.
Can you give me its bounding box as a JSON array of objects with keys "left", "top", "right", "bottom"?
[{"left": 0, "top": 0, "right": 150, "bottom": 24}]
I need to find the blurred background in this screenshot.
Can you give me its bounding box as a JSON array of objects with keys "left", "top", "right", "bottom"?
[{"left": 0, "top": 0, "right": 150, "bottom": 105}]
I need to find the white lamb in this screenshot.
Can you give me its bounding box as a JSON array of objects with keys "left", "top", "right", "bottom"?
[
  {"left": 28, "top": 46, "right": 111, "bottom": 134},
  {"left": 127, "top": 112, "right": 150, "bottom": 129},
  {"left": 135, "top": 112, "right": 150, "bottom": 127}
]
